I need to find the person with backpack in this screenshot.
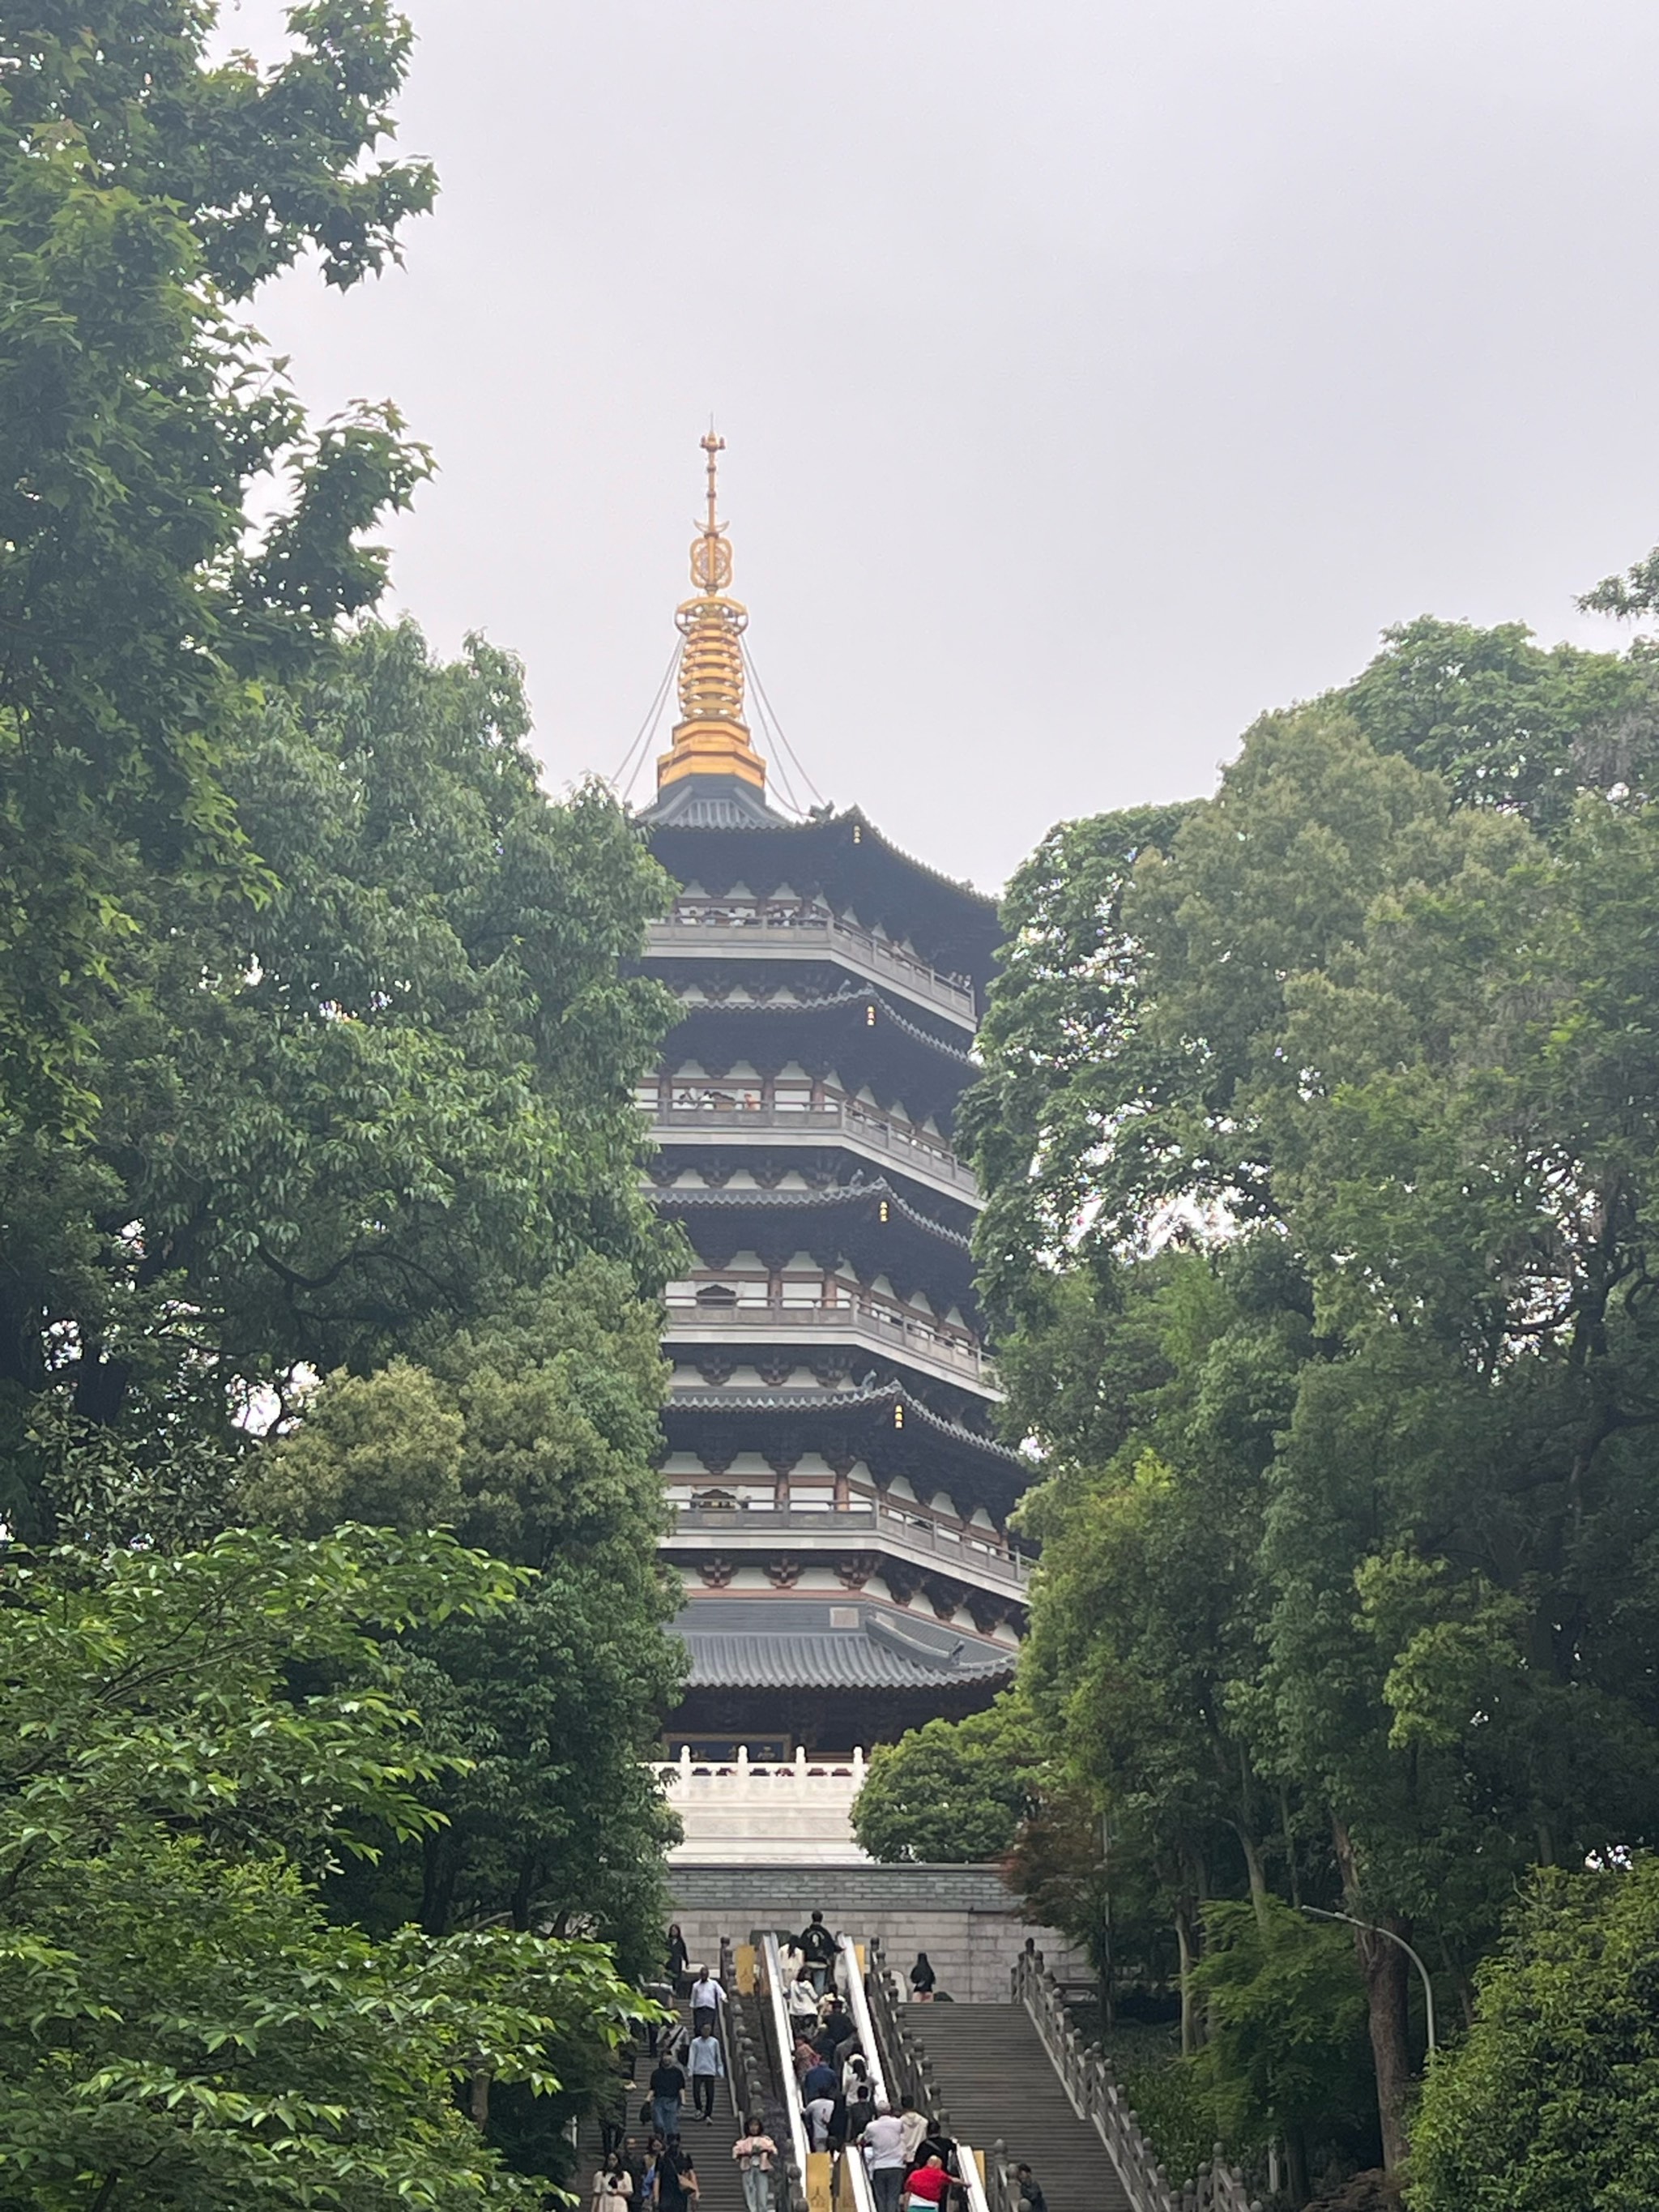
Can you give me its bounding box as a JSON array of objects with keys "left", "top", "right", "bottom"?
[
  {"left": 732, "top": 2115, "right": 778, "bottom": 2212},
  {"left": 658, "top": 2143, "right": 700, "bottom": 2212},
  {"left": 799, "top": 1910, "right": 838, "bottom": 1993}
]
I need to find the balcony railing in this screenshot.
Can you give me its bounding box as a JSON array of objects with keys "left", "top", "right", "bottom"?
[
  {"left": 663, "top": 1292, "right": 998, "bottom": 1390},
  {"left": 670, "top": 1499, "right": 1031, "bottom": 1588},
  {"left": 647, "top": 906, "right": 975, "bottom": 1023},
  {"left": 653, "top": 1094, "right": 981, "bottom": 1198}
]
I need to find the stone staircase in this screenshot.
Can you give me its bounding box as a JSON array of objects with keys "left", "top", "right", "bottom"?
[
  {"left": 900, "top": 2003, "right": 1132, "bottom": 2212},
  {"left": 575, "top": 2007, "right": 749, "bottom": 2212}
]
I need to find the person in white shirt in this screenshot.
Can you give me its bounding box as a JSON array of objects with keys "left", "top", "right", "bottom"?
[
  {"left": 805, "top": 2094, "right": 836, "bottom": 2152},
  {"left": 862, "top": 2108, "right": 908, "bottom": 2212},
  {"left": 690, "top": 1971, "right": 726, "bottom": 2037},
  {"left": 897, "top": 2100, "right": 929, "bottom": 2167},
  {"left": 787, "top": 1970, "right": 821, "bottom": 2036}
]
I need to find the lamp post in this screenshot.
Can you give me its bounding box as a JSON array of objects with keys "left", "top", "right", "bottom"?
[{"left": 1299, "top": 1905, "right": 1437, "bottom": 2055}]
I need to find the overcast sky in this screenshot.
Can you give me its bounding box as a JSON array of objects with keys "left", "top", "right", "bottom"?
[{"left": 220, "top": 0, "right": 1659, "bottom": 892}]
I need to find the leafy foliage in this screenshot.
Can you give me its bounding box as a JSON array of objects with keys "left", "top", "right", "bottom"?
[
  {"left": 890, "top": 604, "right": 1659, "bottom": 2189},
  {"left": 2, "top": 621, "right": 676, "bottom": 1544},
  {"left": 0, "top": 0, "right": 437, "bottom": 1126},
  {"left": 852, "top": 1697, "right": 1044, "bottom": 1864},
  {"left": 1412, "top": 1860, "right": 1659, "bottom": 2212},
  {"left": 249, "top": 1265, "right": 684, "bottom": 1978},
  {"left": 0, "top": 1527, "right": 645, "bottom": 2206}
]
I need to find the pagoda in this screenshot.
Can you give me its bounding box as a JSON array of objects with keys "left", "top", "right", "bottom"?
[{"left": 637, "top": 437, "right": 1030, "bottom": 1766}]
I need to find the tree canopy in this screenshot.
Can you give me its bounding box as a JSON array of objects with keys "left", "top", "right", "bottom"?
[
  {"left": 872, "top": 605, "right": 1659, "bottom": 2197},
  {"left": 0, "top": 1527, "right": 647, "bottom": 2207}
]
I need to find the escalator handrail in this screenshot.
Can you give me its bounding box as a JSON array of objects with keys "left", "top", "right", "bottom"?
[
  {"left": 953, "top": 2142, "right": 994, "bottom": 2212},
  {"left": 834, "top": 1934, "right": 891, "bottom": 2115},
  {"left": 761, "top": 1929, "right": 813, "bottom": 2181}
]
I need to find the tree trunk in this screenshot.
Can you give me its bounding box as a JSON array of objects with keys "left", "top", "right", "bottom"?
[
  {"left": 1283, "top": 2122, "right": 1310, "bottom": 2209},
  {"left": 89, "top": 2176, "right": 120, "bottom": 2212},
  {"left": 1175, "top": 1904, "right": 1197, "bottom": 2056},
  {"left": 421, "top": 1828, "right": 458, "bottom": 1937},
  {"left": 1233, "top": 1821, "right": 1271, "bottom": 1928},
  {"left": 470, "top": 2067, "right": 492, "bottom": 2128},
  {"left": 1333, "top": 1816, "right": 1413, "bottom": 2173}
]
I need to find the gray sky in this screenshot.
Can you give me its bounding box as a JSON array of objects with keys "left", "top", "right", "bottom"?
[{"left": 221, "top": 0, "right": 1659, "bottom": 892}]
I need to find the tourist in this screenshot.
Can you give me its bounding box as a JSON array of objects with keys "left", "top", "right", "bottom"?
[
  {"left": 792, "top": 2035, "right": 819, "bottom": 2084},
  {"left": 650, "top": 2051, "right": 687, "bottom": 2141},
  {"left": 623, "top": 2139, "right": 650, "bottom": 2212},
  {"left": 817, "top": 1999, "right": 855, "bottom": 2056},
  {"left": 805, "top": 2090, "right": 836, "bottom": 2151},
  {"left": 686, "top": 2026, "right": 724, "bottom": 2123},
  {"left": 908, "top": 1954, "right": 936, "bottom": 2002},
  {"left": 787, "top": 1966, "right": 821, "bottom": 2036},
  {"left": 844, "top": 2086, "right": 876, "bottom": 2147},
  {"left": 801, "top": 2055, "right": 838, "bottom": 2103},
  {"left": 799, "top": 1909, "right": 838, "bottom": 1992},
  {"left": 667, "top": 1923, "right": 692, "bottom": 1992},
  {"left": 733, "top": 2115, "right": 778, "bottom": 2212},
  {"left": 658, "top": 2143, "right": 700, "bottom": 2212},
  {"left": 918, "top": 2124, "right": 957, "bottom": 2174},
  {"left": 862, "top": 2104, "right": 908, "bottom": 2212},
  {"left": 592, "top": 2153, "right": 635, "bottom": 2212},
  {"left": 903, "top": 2154, "right": 952, "bottom": 2212},
  {"left": 1014, "top": 2166, "right": 1047, "bottom": 2212},
  {"left": 689, "top": 1966, "right": 726, "bottom": 2038},
  {"left": 896, "top": 2099, "right": 928, "bottom": 2167},
  {"left": 842, "top": 2052, "right": 871, "bottom": 2100}
]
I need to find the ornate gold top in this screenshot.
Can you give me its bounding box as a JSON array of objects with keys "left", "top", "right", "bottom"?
[{"left": 657, "top": 429, "right": 768, "bottom": 796}]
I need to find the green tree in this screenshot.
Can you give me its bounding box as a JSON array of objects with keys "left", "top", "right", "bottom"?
[
  {"left": 0, "top": 0, "right": 436, "bottom": 1126},
  {"left": 965, "top": 659, "right": 1659, "bottom": 2175},
  {"left": 247, "top": 1262, "right": 684, "bottom": 1984},
  {"left": 2, "top": 622, "right": 676, "bottom": 1542},
  {"left": 0, "top": 1526, "right": 646, "bottom": 2206},
  {"left": 1412, "top": 1860, "right": 1659, "bottom": 2212},
  {"left": 1188, "top": 1899, "right": 1373, "bottom": 2202},
  {"left": 853, "top": 1698, "right": 1045, "bottom": 1864}
]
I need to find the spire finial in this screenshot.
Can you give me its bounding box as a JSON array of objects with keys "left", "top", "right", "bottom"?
[
  {"left": 656, "top": 428, "right": 767, "bottom": 800},
  {"left": 690, "top": 424, "right": 732, "bottom": 596}
]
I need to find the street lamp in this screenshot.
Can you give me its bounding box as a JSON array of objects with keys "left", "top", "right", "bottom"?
[{"left": 1299, "top": 1905, "right": 1437, "bottom": 2054}]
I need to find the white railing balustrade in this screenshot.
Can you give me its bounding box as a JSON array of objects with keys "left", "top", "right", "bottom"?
[
  {"left": 650, "top": 908, "right": 975, "bottom": 1020},
  {"left": 663, "top": 1292, "right": 997, "bottom": 1389},
  {"left": 657, "top": 1095, "right": 979, "bottom": 1194},
  {"left": 1012, "top": 1949, "right": 1260, "bottom": 2212},
  {"left": 672, "top": 1501, "right": 1030, "bottom": 1590}
]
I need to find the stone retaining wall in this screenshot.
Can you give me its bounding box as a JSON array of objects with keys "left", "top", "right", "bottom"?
[{"left": 667, "top": 1862, "right": 1086, "bottom": 2005}]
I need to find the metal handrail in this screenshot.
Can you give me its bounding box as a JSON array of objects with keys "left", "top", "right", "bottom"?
[
  {"left": 1013, "top": 1949, "right": 1260, "bottom": 2212},
  {"left": 835, "top": 1936, "right": 891, "bottom": 2115},
  {"left": 761, "top": 1931, "right": 812, "bottom": 2184},
  {"left": 955, "top": 2144, "right": 993, "bottom": 2212}
]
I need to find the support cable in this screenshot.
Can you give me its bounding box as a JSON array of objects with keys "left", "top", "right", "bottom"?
[{"left": 608, "top": 638, "right": 683, "bottom": 801}]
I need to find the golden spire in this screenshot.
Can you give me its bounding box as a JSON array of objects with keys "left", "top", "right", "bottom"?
[{"left": 656, "top": 429, "right": 768, "bottom": 796}]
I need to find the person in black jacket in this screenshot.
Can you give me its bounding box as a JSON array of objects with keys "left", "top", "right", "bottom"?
[
  {"left": 1014, "top": 2167, "right": 1047, "bottom": 2212},
  {"left": 799, "top": 1910, "right": 838, "bottom": 1992}
]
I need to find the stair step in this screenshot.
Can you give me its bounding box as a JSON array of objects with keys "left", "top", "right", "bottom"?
[{"left": 899, "top": 2005, "right": 1130, "bottom": 2212}]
